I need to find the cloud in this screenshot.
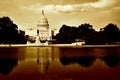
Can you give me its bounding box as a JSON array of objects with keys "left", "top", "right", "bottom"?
[
  {"left": 90, "top": 0, "right": 120, "bottom": 8},
  {"left": 21, "top": 0, "right": 120, "bottom": 13},
  {"left": 1, "top": 0, "right": 120, "bottom": 14},
  {"left": 19, "top": 0, "right": 98, "bottom": 5},
  {"left": 21, "top": 3, "right": 98, "bottom": 13}
]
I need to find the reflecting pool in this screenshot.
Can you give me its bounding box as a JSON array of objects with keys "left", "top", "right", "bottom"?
[{"left": 0, "top": 47, "right": 120, "bottom": 80}]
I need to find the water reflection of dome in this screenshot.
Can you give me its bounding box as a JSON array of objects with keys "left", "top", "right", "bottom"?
[
  {"left": 37, "top": 58, "right": 49, "bottom": 74},
  {"left": 37, "top": 48, "right": 50, "bottom": 75},
  {"left": 60, "top": 56, "right": 95, "bottom": 67},
  {"left": 0, "top": 59, "right": 18, "bottom": 75},
  {"left": 102, "top": 55, "right": 119, "bottom": 68}
]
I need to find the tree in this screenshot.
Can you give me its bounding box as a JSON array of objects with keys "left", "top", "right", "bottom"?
[
  {"left": 78, "top": 23, "right": 96, "bottom": 45},
  {"left": 55, "top": 24, "right": 78, "bottom": 43},
  {"left": 0, "top": 16, "right": 27, "bottom": 44},
  {"left": 102, "top": 23, "right": 120, "bottom": 44},
  {"left": 78, "top": 23, "right": 95, "bottom": 39}
]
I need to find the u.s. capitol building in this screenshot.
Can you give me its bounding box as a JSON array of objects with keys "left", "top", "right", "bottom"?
[{"left": 25, "top": 10, "right": 58, "bottom": 44}]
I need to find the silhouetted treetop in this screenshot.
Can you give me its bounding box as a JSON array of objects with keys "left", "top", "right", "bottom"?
[
  {"left": 103, "top": 23, "right": 119, "bottom": 33},
  {"left": 55, "top": 24, "right": 78, "bottom": 43},
  {"left": 78, "top": 23, "right": 94, "bottom": 34},
  {"left": 78, "top": 23, "right": 93, "bottom": 29},
  {"left": 0, "top": 17, "right": 18, "bottom": 29},
  {"left": 0, "top": 16, "right": 27, "bottom": 44},
  {"left": 102, "top": 23, "right": 120, "bottom": 43}
]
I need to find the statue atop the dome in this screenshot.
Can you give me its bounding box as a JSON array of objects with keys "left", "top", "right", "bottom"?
[{"left": 42, "top": 9, "right": 45, "bottom": 17}]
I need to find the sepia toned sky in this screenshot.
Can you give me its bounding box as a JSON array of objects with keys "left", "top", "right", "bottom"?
[{"left": 0, "top": 0, "right": 120, "bottom": 31}]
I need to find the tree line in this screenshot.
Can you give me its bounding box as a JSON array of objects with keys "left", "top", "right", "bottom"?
[
  {"left": 54, "top": 23, "right": 120, "bottom": 45},
  {"left": 0, "top": 16, "right": 120, "bottom": 45}
]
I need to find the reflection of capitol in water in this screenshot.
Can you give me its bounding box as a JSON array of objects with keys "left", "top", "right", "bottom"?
[
  {"left": 36, "top": 47, "right": 59, "bottom": 75},
  {"left": 36, "top": 47, "right": 59, "bottom": 80},
  {"left": 0, "top": 47, "right": 120, "bottom": 80},
  {"left": 24, "top": 47, "right": 59, "bottom": 74},
  {"left": 37, "top": 48, "right": 49, "bottom": 75},
  {"left": 3, "top": 47, "right": 120, "bottom": 74}
]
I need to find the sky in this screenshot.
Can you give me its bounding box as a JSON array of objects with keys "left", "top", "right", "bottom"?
[{"left": 0, "top": 0, "right": 120, "bottom": 31}]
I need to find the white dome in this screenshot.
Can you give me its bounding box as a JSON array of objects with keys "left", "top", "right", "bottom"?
[
  {"left": 39, "top": 17, "right": 49, "bottom": 26},
  {"left": 37, "top": 10, "right": 49, "bottom": 28}
]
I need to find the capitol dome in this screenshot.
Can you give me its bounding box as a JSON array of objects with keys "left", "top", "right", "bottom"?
[
  {"left": 36, "top": 10, "right": 50, "bottom": 42},
  {"left": 38, "top": 10, "right": 49, "bottom": 28}
]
